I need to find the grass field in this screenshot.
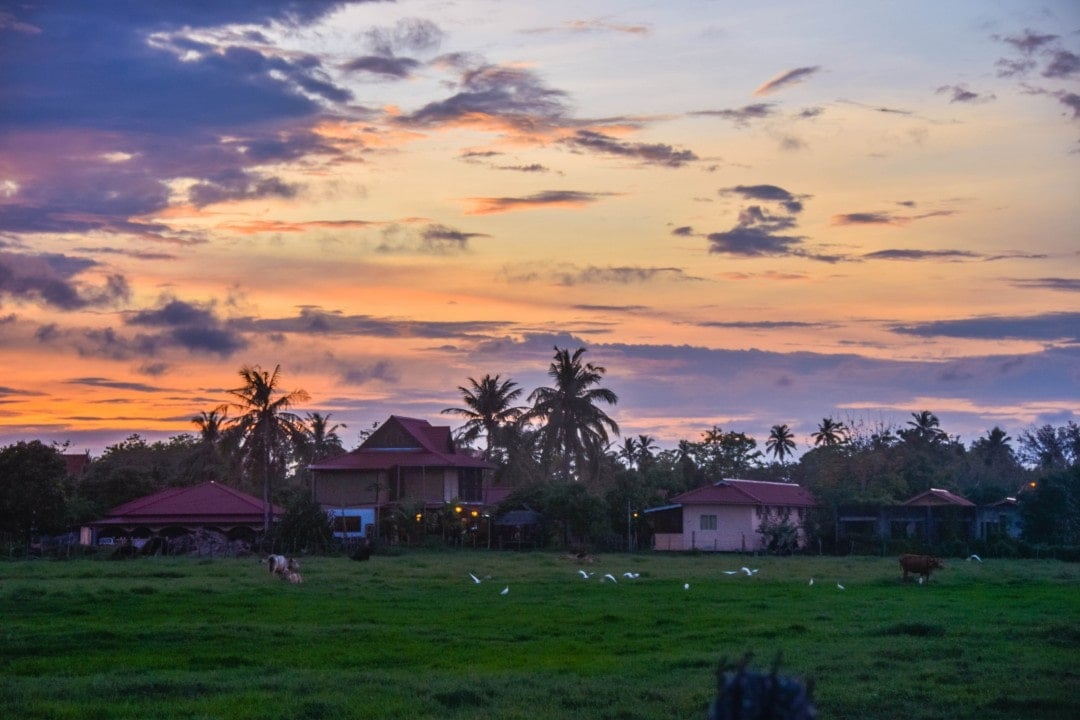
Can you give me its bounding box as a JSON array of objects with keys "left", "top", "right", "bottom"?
[{"left": 1, "top": 551, "right": 1078, "bottom": 719}]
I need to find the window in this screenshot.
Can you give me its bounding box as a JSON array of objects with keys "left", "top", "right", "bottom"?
[
  {"left": 458, "top": 469, "right": 483, "bottom": 502},
  {"left": 700, "top": 514, "right": 717, "bottom": 531}
]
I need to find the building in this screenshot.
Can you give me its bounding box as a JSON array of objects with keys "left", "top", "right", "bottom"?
[
  {"left": 308, "top": 415, "right": 498, "bottom": 541},
  {"left": 836, "top": 488, "right": 978, "bottom": 546},
  {"left": 645, "top": 479, "right": 817, "bottom": 552},
  {"left": 84, "top": 480, "right": 280, "bottom": 548}
]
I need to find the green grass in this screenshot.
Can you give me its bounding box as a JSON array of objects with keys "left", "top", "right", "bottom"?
[{"left": 1, "top": 552, "right": 1078, "bottom": 719}]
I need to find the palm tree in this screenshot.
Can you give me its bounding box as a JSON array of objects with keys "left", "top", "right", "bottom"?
[
  {"left": 226, "top": 364, "right": 310, "bottom": 535},
  {"left": 812, "top": 417, "right": 849, "bottom": 447},
  {"left": 766, "top": 424, "right": 797, "bottom": 463},
  {"left": 189, "top": 407, "right": 230, "bottom": 482},
  {"left": 617, "top": 436, "right": 639, "bottom": 470},
  {"left": 903, "top": 410, "right": 947, "bottom": 445},
  {"left": 441, "top": 374, "right": 525, "bottom": 461},
  {"left": 302, "top": 412, "right": 346, "bottom": 461},
  {"left": 527, "top": 346, "right": 619, "bottom": 483},
  {"left": 636, "top": 434, "right": 658, "bottom": 472}
]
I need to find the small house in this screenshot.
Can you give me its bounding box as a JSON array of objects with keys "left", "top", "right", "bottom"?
[{"left": 645, "top": 479, "right": 817, "bottom": 552}]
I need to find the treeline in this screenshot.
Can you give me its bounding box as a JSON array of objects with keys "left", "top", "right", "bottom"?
[{"left": 2, "top": 350, "right": 1079, "bottom": 554}]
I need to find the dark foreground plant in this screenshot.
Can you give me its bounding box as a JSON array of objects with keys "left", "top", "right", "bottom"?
[{"left": 709, "top": 654, "right": 816, "bottom": 720}]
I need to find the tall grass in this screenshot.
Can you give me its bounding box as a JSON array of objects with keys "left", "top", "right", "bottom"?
[{"left": 1, "top": 553, "right": 1077, "bottom": 719}]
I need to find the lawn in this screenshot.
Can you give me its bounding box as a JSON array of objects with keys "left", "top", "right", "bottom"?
[{"left": 1, "top": 552, "right": 1077, "bottom": 719}]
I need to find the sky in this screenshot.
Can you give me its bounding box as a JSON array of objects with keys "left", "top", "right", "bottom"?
[{"left": 1, "top": 0, "right": 1078, "bottom": 459}]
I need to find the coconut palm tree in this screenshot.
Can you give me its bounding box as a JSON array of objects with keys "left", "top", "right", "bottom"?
[
  {"left": 902, "top": 410, "right": 947, "bottom": 445},
  {"left": 441, "top": 374, "right": 525, "bottom": 461},
  {"left": 617, "top": 436, "right": 640, "bottom": 470},
  {"left": 766, "top": 424, "right": 797, "bottom": 463},
  {"left": 189, "top": 407, "right": 231, "bottom": 482},
  {"left": 226, "top": 364, "right": 310, "bottom": 535},
  {"left": 812, "top": 417, "right": 849, "bottom": 447},
  {"left": 527, "top": 346, "right": 619, "bottom": 483},
  {"left": 636, "top": 434, "right": 658, "bottom": 472}
]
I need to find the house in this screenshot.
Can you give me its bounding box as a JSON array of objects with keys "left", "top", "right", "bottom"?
[
  {"left": 975, "top": 496, "right": 1022, "bottom": 540},
  {"left": 308, "top": 415, "right": 498, "bottom": 541},
  {"left": 644, "top": 479, "right": 817, "bottom": 552},
  {"left": 84, "top": 481, "right": 280, "bottom": 549},
  {"left": 836, "top": 488, "right": 978, "bottom": 546}
]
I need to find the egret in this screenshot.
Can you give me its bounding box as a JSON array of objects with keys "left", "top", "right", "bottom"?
[
  {"left": 500, "top": 586, "right": 509, "bottom": 595},
  {"left": 602, "top": 574, "right": 618, "bottom": 583},
  {"left": 683, "top": 583, "right": 690, "bottom": 590},
  {"left": 623, "top": 572, "right": 640, "bottom": 579},
  {"left": 468, "top": 573, "right": 482, "bottom": 584},
  {"left": 967, "top": 554, "right": 982, "bottom": 562},
  {"left": 809, "top": 578, "right": 814, "bottom": 586},
  {"left": 723, "top": 570, "right": 738, "bottom": 575},
  {"left": 578, "top": 570, "right": 593, "bottom": 579},
  {"left": 836, "top": 583, "right": 845, "bottom": 590}
]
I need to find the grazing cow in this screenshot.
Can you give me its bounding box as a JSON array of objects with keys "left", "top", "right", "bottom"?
[
  {"left": 899, "top": 554, "right": 944, "bottom": 582},
  {"left": 282, "top": 570, "right": 303, "bottom": 584},
  {"left": 267, "top": 554, "right": 300, "bottom": 576}
]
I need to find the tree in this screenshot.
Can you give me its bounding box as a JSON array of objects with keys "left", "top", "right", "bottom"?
[
  {"left": 190, "top": 408, "right": 231, "bottom": 482},
  {"left": 0, "top": 441, "right": 68, "bottom": 547},
  {"left": 617, "top": 436, "right": 640, "bottom": 470},
  {"left": 766, "top": 424, "right": 797, "bottom": 464},
  {"left": 442, "top": 374, "right": 525, "bottom": 461},
  {"left": 811, "top": 417, "right": 848, "bottom": 447},
  {"left": 1020, "top": 466, "right": 1080, "bottom": 545},
  {"left": 1018, "top": 423, "right": 1078, "bottom": 471},
  {"left": 528, "top": 346, "right": 619, "bottom": 484},
  {"left": 227, "top": 365, "right": 310, "bottom": 535},
  {"left": 696, "top": 427, "right": 762, "bottom": 479},
  {"left": 901, "top": 411, "right": 948, "bottom": 446}
]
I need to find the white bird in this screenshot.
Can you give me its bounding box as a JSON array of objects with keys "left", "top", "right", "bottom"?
[
  {"left": 918, "top": 576, "right": 924, "bottom": 585},
  {"left": 683, "top": 583, "right": 690, "bottom": 590},
  {"left": 623, "top": 572, "right": 639, "bottom": 579},
  {"left": 809, "top": 578, "right": 814, "bottom": 586},
  {"left": 967, "top": 554, "right": 982, "bottom": 562},
  {"left": 578, "top": 570, "right": 593, "bottom": 579},
  {"left": 741, "top": 567, "right": 759, "bottom": 576},
  {"left": 836, "top": 583, "right": 845, "bottom": 590},
  {"left": 468, "top": 573, "right": 482, "bottom": 584},
  {"left": 602, "top": 574, "right": 618, "bottom": 583},
  {"left": 500, "top": 586, "right": 509, "bottom": 595},
  {"left": 723, "top": 570, "right": 738, "bottom": 575}
]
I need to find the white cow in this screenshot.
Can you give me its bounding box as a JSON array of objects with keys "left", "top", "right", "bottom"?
[{"left": 267, "top": 555, "right": 300, "bottom": 577}]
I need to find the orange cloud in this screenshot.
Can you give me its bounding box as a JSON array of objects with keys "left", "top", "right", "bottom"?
[{"left": 462, "top": 190, "right": 613, "bottom": 215}]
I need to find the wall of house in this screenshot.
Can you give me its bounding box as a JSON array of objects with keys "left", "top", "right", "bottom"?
[
  {"left": 313, "top": 471, "right": 382, "bottom": 506},
  {"left": 396, "top": 468, "right": 447, "bottom": 503},
  {"left": 683, "top": 505, "right": 758, "bottom": 552}
]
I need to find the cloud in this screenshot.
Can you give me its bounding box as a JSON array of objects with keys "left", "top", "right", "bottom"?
[
  {"left": 862, "top": 249, "right": 981, "bottom": 261},
  {"left": 936, "top": 84, "right": 995, "bottom": 104},
  {"left": 688, "top": 103, "right": 776, "bottom": 125},
  {"left": 553, "top": 266, "right": 702, "bottom": 286},
  {"left": 1044, "top": 50, "right": 1080, "bottom": 79},
  {"left": 342, "top": 55, "right": 422, "bottom": 79},
  {"left": 1010, "top": 277, "right": 1080, "bottom": 292},
  {"left": 996, "top": 29, "right": 1059, "bottom": 55},
  {"left": 706, "top": 226, "right": 804, "bottom": 257},
  {"left": 753, "top": 66, "right": 821, "bottom": 96},
  {"left": 891, "top": 312, "right": 1080, "bottom": 343},
  {"left": 721, "top": 185, "right": 806, "bottom": 214},
  {"left": 236, "top": 307, "right": 510, "bottom": 340},
  {"left": 364, "top": 17, "right": 445, "bottom": 56},
  {"left": 0, "top": 250, "right": 128, "bottom": 310},
  {"left": 398, "top": 63, "right": 569, "bottom": 133},
  {"left": 0, "top": 2, "right": 360, "bottom": 237},
  {"left": 527, "top": 19, "right": 649, "bottom": 35},
  {"left": 65, "top": 377, "right": 165, "bottom": 393},
  {"left": 561, "top": 130, "right": 697, "bottom": 167},
  {"left": 125, "top": 297, "right": 246, "bottom": 356},
  {"left": 697, "top": 320, "right": 825, "bottom": 330},
  {"left": 462, "top": 190, "right": 613, "bottom": 215},
  {"left": 832, "top": 209, "right": 956, "bottom": 227}
]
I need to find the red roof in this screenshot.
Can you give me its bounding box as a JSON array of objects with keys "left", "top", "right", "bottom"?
[
  {"left": 671, "top": 479, "right": 816, "bottom": 507},
  {"left": 310, "top": 415, "right": 493, "bottom": 472},
  {"left": 91, "top": 481, "right": 281, "bottom": 527},
  {"left": 902, "top": 488, "right": 975, "bottom": 507}
]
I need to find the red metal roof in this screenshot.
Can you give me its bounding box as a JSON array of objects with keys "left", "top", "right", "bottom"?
[
  {"left": 670, "top": 479, "right": 816, "bottom": 507},
  {"left": 91, "top": 481, "right": 281, "bottom": 527},
  {"left": 902, "top": 488, "right": 975, "bottom": 507},
  {"left": 310, "top": 415, "right": 493, "bottom": 472}
]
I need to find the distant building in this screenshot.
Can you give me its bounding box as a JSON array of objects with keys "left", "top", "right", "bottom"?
[
  {"left": 645, "top": 479, "right": 817, "bottom": 552},
  {"left": 309, "top": 415, "right": 502, "bottom": 542},
  {"left": 62, "top": 451, "right": 92, "bottom": 479}
]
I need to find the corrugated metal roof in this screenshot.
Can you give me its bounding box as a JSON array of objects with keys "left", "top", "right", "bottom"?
[
  {"left": 670, "top": 478, "right": 816, "bottom": 507},
  {"left": 91, "top": 481, "right": 280, "bottom": 526},
  {"left": 310, "top": 415, "right": 493, "bottom": 472},
  {"left": 902, "top": 488, "right": 975, "bottom": 507}
]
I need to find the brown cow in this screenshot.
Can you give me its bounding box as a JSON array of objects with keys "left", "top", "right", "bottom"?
[{"left": 899, "top": 554, "right": 944, "bottom": 582}]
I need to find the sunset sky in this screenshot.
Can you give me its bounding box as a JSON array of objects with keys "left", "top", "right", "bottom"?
[{"left": 1, "top": 0, "right": 1078, "bottom": 458}]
